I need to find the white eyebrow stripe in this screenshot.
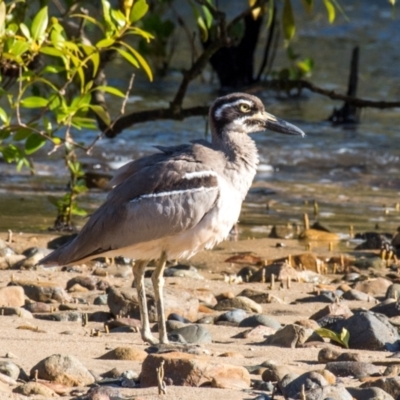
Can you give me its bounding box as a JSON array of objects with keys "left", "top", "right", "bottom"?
[
  {"left": 130, "top": 186, "right": 218, "bottom": 203},
  {"left": 214, "top": 99, "right": 254, "bottom": 119},
  {"left": 183, "top": 170, "right": 218, "bottom": 179}
]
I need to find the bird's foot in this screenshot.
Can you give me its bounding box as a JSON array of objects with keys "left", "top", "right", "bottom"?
[{"left": 140, "top": 330, "right": 159, "bottom": 345}]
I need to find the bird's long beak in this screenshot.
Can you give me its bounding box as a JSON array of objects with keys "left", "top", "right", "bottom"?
[{"left": 262, "top": 111, "right": 305, "bottom": 137}]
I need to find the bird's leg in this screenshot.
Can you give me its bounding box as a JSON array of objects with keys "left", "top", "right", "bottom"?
[
  {"left": 151, "top": 251, "right": 169, "bottom": 344},
  {"left": 132, "top": 260, "right": 158, "bottom": 345}
]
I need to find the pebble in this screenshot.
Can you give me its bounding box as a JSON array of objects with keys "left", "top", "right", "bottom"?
[
  {"left": 0, "top": 361, "right": 20, "bottom": 381},
  {"left": 0, "top": 286, "right": 25, "bottom": 308},
  {"left": 331, "top": 311, "right": 400, "bottom": 350},
  {"left": 99, "top": 346, "right": 147, "bottom": 361},
  {"left": 141, "top": 352, "right": 250, "bottom": 388},
  {"left": 169, "top": 324, "right": 212, "bottom": 344},
  {"left": 265, "top": 324, "right": 318, "bottom": 348},
  {"left": 214, "top": 296, "right": 262, "bottom": 313},
  {"left": 216, "top": 309, "right": 247, "bottom": 324},
  {"left": 33, "top": 311, "right": 82, "bottom": 322},
  {"left": 325, "top": 361, "right": 380, "bottom": 378},
  {"left": 354, "top": 277, "right": 392, "bottom": 296},
  {"left": 30, "top": 354, "right": 95, "bottom": 386},
  {"left": 13, "top": 381, "right": 58, "bottom": 397},
  {"left": 238, "top": 314, "right": 281, "bottom": 330}
]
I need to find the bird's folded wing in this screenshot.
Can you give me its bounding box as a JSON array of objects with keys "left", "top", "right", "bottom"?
[{"left": 39, "top": 161, "right": 220, "bottom": 265}]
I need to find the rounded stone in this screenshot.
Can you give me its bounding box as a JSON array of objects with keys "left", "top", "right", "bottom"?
[{"left": 239, "top": 314, "right": 281, "bottom": 330}]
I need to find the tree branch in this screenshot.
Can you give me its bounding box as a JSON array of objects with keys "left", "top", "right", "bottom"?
[
  {"left": 270, "top": 79, "right": 400, "bottom": 108},
  {"left": 105, "top": 105, "right": 209, "bottom": 138}
]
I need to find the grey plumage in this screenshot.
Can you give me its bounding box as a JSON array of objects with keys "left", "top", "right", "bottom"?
[{"left": 39, "top": 92, "right": 304, "bottom": 344}]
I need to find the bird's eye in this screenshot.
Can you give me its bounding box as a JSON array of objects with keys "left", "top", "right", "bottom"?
[{"left": 239, "top": 103, "right": 251, "bottom": 113}]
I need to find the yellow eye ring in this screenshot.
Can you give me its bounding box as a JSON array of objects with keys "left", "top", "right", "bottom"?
[{"left": 239, "top": 103, "right": 251, "bottom": 113}]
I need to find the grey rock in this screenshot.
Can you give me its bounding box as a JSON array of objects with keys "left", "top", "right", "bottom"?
[
  {"left": 354, "top": 277, "right": 392, "bottom": 296},
  {"left": 168, "top": 313, "right": 191, "bottom": 323},
  {"left": 370, "top": 299, "right": 400, "bottom": 318},
  {"left": 9, "top": 281, "right": 72, "bottom": 303},
  {"left": 33, "top": 311, "right": 82, "bottom": 322},
  {"left": 279, "top": 371, "right": 328, "bottom": 399},
  {"left": 93, "top": 294, "right": 108, "bottom": 305},
  {"left": 166, "top": 267, "right": 204, "bottom": 280},
  {"left": 66, "top": 276, "right": 110, "bottom": 291},
  {"left": 24, "top": 302, "right": 54, "bottom": 313},
  {"left": 347, "top": 386, "right": 395, "bottom": 400},
  {"left": 329, "top": 311, "right": 400, "bottom": 350},
  {"left": 13, "top": 381, "right": 58, "bottom": 397},
  {"left": 217, "top": 309, "right": 247, "bottom": 324},
  {"left": 0, "top": 239, "right": 14, "bottom": 257},
  {"left": 342, "top": 289, "right": 376, "bottom": 302},
  {"left": 353, "top": 256, "right": 387, "bottom": 269},
  {"left": 238, "top": 314, "right": 281, "bottom": 330},
  {"left": 265, "top": 324, "right": 318, "bottom": 348},
  {"left": 214, "top": 296, "right": 262, "bottom": 313},
  {"left": 107, "top": 286, "right": 198, "bottom": 322},
  {"left": 0, "top": 361, "right": 20, "bottom": 381},
  {"left": 196, "top": 316, "right": 215, "bottom": 324},
  {"left": 30, "top": 354, "right": 95, "bottom": 386},
  {"left": 237, "top": 288, "right": 270, "bottom": 304},
  {"left": 0, "top": 307, "right": 33, "bottom": 319},
  {"left": 317, "top": 384, "right": 353, "bottom": 400},
  {"left": 360, "top": 377, "right": 400, "bottom": 399},
  {"left": 387, "top": 284, "right": 400, "bottom": 301},
  {"left": 325, "top": 361, "right": 380, "bottom": 378},
  {"left": 79, "top": 386, "right": 122, "bottom": 399},
  {"left": 166, "top": 320, "right": 187, "bottom": 331},
  {"left": 169, "top": 324, "right": 212, "bottom": 344},
  {"left": 0, "top": 286, "right": 25, "bottom": 308}
]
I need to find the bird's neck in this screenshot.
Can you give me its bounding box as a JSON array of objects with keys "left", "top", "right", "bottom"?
[{"left": 213, "top": 130, "right": 259, "bottom": 198}]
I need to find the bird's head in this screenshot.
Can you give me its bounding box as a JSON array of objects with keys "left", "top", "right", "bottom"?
[{"left": 209, "top": 92, "right": 305, "bottom": 138}]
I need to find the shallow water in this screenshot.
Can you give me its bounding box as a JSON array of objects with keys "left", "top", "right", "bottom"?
[{"left": 1, "top": 1, "right": 400, "bottom": 240}]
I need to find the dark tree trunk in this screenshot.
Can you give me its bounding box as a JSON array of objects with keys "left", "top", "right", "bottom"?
[{"left": 205, "top": 14, "right": 263, "bottom": 88}]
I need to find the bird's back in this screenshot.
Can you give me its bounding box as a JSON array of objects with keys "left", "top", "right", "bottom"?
[{"left": 39, "top": 140, "right": 247, "bottom": 265}]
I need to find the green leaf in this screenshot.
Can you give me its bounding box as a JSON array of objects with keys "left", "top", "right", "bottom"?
[
  {"left": 19, "top": 23, "right": 31, "bottom": 40},
  {"left": 94, "top": 85, "right": 125, "bottom": 98},
  {"left": 323, "top": 0, "right": 336, "bottom": 23},
  {"left": 71, "top": 116, "right": 97, "bottom": 129},
  {"left": 114, "top": 47, "right": 139, "bottom": 68},
  {"left": 315, "top": 328, "right": 349, "bottom": 348},
  {"left": 111, "top": 9, "right": 127, "bottom": 27},
  {"left": 267, "top": 0, "right": 274, "bottom": 28},
  {"left": 130, "top": 0, "right": 149, "bottom": 23},
  {"left": 202, "top": 3, "right": 213, "bottom": 28},
  {"left": 40, "top": 46, "right": 65, "bottom": 57},
  {"left": 0, "top": 129, "right": 11, "bottom": 140},
  {"left": 25, "top": 133, "right": 47, "bottom": 155},
  {"left": 71, "top": 204, "right": 87, "bottom": 217},
  {"left": 9, "top": 40, "right": 30, "bottom": 57},
  {"left": 89, "top": 105, "right": 111, "bottom": 126},
  {"left": 0, "top": 1, "right": 6, "bottom": 36},
  {"left": 101, "top": 0, "right": 115, "bottom": 34},
  {"left": 0, "top": 107, "right": 8, "bottom": 124},
  {"left": 13, "top": 128, "right": 32, "bottom": 141},
  {"left": 90, "top": 51, "right": 100, "bottom": 77},
  {"left": 31, "top": 6, "right": 48, "bottom": 42},
  {"left": 21, "top": 96, "right": 48, "bottom": 108},
  {"left": 120, "top": 42, "right": 153, "bottom": 81},
  {"left": 282, "top": 0, "right": 295, "bottom": 41},
  {"left": 301, "top": 0, "right": 314, "bottom": 14},
  {"left": 96, "top": 37, "right": 115, "bottom": 48}
]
